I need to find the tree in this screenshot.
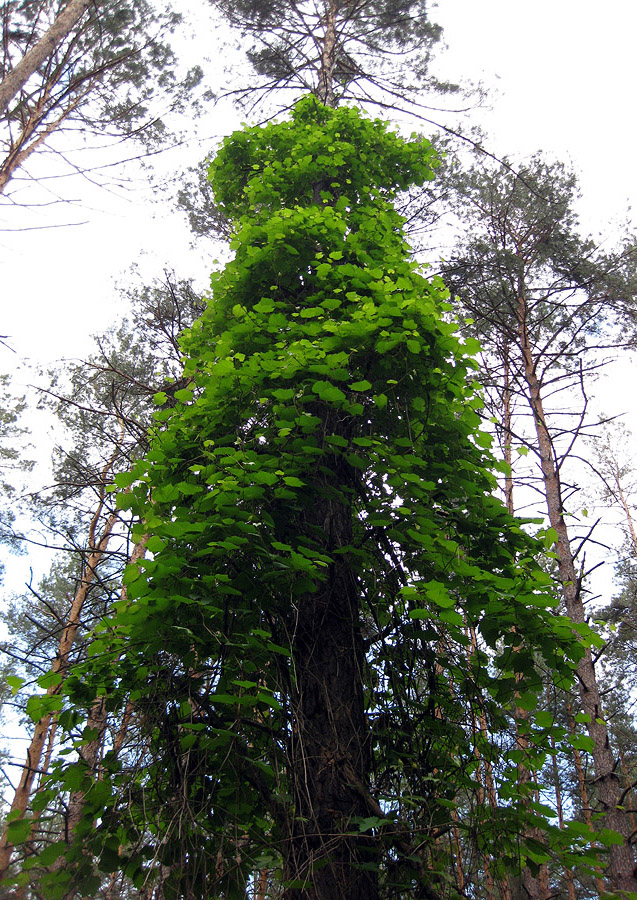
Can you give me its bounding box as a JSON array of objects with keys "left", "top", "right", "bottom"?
[
  {"left": 440, "top": 154, "right": 637, "bottom": 893},
  {"left": 0, "top": 276, "right": 205, "bottom": 894},
  {"left": 0, "top": 373, "right": 33, "bottom": 573},
  {"left": 176, "top": 0, "right": 459, "bottom": 262},
  {"left": 18, "top": 97, "right": 600, "bottom": 900},
  {"left": 209, "top": 0, "right": 453, "bottom": 110},
  {"left": 0, "top": 0, "right": 203, "bottom": 195}
]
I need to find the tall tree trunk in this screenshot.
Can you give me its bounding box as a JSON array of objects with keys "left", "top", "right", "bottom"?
[
  {"left": 64, "top": 696, "right": 106, "bottom": 841},
  {"left": 566, "top": 701, "right": 607, "bottom": 896},
  {"left": 0, "top": 0, "right": 92, "bottom": 116},
  {"left": 282, "top": 456, "right": 377, "bottom": 900},
  {"left": 469, "top": 628, "right": 513, "bottom": 900},
  {"left": 62, "top": 536, "right": 148, "bottom": 897},
  {"left": 450, "top": 808, "right": 465, "bottom": 894},
  {"left": 516, "top": 289, "right": 637, "bottom": 893},
  {"left": 316, "top": 0, "right": 338, "bottom": 107},
  {"left": 548, "top": 685, "right": 577, "bottom": 900},
  {"left": 254, "top": 868, "right": 268, "bottom": 900},
  {"left": 501, "top": 338, "right": 515, "bottom": 516},
  {"left": 0, "top": 499, "right": 118, "bottom": 878}
]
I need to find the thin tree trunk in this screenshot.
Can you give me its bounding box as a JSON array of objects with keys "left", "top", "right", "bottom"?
[
  {"left": 317, "top": 0, "right": 337, "bottom": 107},
  {"left": 254, "top": 868, "right": 268, "bottom": 900},
  {"left": 515, "top": 282, "right": 636, "bottom": 890},
  {"left": 502, "top": 338, "right": 515, "bottom": 516},
  {"left": 619, "top": 747, "right": 637, "bottom": 838},
  {"left": 0, "top": 0, "right": 92, "bottom": 116},
  {"left": 0, "top": 91, "right": 83, "bottom": 193},
  {"left": 450, "top": 808, "right": 465, "bottom": 894},
  {"left": 10, "top": 718, "right": 60, "bottom": 900},
  {"left": 469, "top": 628, "right": 512, "bottom": 900},
  {"left": 63, "top": 536, "right": 148, "bottom": 859},
  {"left": 566, "top": 702, "right": 607, "bottom": 895},
  {"left": 550, "top": 725, "right": 577, "bottom": 900},
  {"left": 616, "top": 478, "right": 637, "bottom": 554},
  {"left": 0, "top": 497, "right": 118, "bottom": 878},
  {"left": 64, "top": 696, "right": 106, "bottom": 841}
]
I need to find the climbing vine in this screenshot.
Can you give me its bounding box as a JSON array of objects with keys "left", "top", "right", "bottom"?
[{"left": 11, "top": 97, "right": 608, "bottom": 900}]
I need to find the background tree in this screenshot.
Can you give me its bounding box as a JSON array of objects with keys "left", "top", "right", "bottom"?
[
  {"left": 0, "top": 275, "right": 204, "bottom": 894},
  {"left": 0, "top": 373, "right": 32, "bottom": 569},
  {"left": 209, "top": 0, "right": 454, "bottom": 110},
  {"left": 0, "top": 0, "right": 204, "bottom": 195},
  {"left": 439, "top": 153, "right": 637, "bottom": 893}
]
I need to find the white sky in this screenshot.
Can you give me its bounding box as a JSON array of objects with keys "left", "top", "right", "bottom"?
[
  {"left": 1, "top": 0, "right": 637, "bottom": 585},
  {"left": 2, "top": 1, "right": 636, "bottom": 355}
]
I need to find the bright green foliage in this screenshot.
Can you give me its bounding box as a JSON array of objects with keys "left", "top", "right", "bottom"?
[{"left": 29, "top": 97, "right": 598, "bottom": 899}]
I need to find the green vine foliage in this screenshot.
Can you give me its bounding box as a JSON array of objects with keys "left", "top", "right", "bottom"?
[{"left": 22, "top": 97, "right": 604, "bottom": 899}]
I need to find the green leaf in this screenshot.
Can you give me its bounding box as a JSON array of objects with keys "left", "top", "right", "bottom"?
[
  {"left": 373, "top": 394, "right": 388, "bottom": 409},
  {"left": 424, "top": 581, "right": 454, "bottom": 608},
  {"left": 114, "top": 471, "right": 136, "bottom": 488},
  {"left": 146, "top": 535, "right": 166, "bottom": 554},
  {"left": 6, "top": 675, "right": 24, "bottom": 695},
  {"left": 569, "top": 734, "right": 595, "bottom": 752},
  {"left": 597, "top": 828, "right": 625, "bottom": 847},
  {"left": 312, "top": 381, "right": 346, "bottom": 404},
  {"left": 534, "top": 710, "right": 553, "bottom": 728},
  {"left": 37, "top": 670, "right": 63, "bottom": 690},
  {"left": 7, "top": 818, "right": 33, "bottom": 844},
  {"left": 516, "top": 691, "right": 538, "bottom": 712},
  {"left": 282, "top": 476, "right": 305, "bottom": 487},
  {"left": 36, "top": 842, "right": 67, "bottom": 866},
  {"left": 357, "top": 816, "right": 385, "bottom": 832}
]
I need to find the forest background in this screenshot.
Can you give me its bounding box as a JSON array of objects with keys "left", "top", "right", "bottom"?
[{"left": 2, "top": 0, "right": 637, "bottom": 899}]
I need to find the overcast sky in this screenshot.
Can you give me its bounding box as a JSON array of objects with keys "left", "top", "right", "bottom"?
[{"left": 2, "top": 1, "right": 636, "bottom": 363}]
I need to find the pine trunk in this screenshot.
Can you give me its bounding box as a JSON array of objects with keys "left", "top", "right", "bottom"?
[
  {"left": 0, "top": 505, "right": 118, "bottom": 878},
  {"left": 0, "top": 0, "right": 92, "bottom": 116},
  {"left": 516, "top": 290, "right": 637, "bottom": 892},
  {"left": 317, "top": 0, "right": 338, "bottom": 107},
  {"left": 282, "top": 455, "right": 377, "bottom": 900}
]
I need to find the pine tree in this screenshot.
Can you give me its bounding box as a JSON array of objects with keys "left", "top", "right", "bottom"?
[
  {"left": 210, "top": 0, "right": 451, "bottom": 109},
  {"left": 0, "top": 276, "right": 204, "bottom": 894},
  {"left": 0, "top": 0, "right": 203, "bottom": 194},
  {"left": 440, "top": 154, "right": 637, "bottom": 893}
]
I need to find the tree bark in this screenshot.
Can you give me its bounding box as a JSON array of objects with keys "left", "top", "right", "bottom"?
[
  {"left": 316, "top": 0, "right": 338, "bottom": 107},
  {"left": 566, "top": 701, "right": 607, "bottom": 895},
  {"left": 550, "top": 723, "right": 577, "bottom": 900},
  {"left": 282, "top": 455, "right": 377, "bottom": 900},
  {"left": 516, "top": 289, "right": 637, "bottom": 893},
  {"left": 469, "top": 628, "right": 513, "bottom": 900},
  {"left": 0, "top": 0, "right": 93, "bottom": 117},
  {"left": 501, "top": 338, "right": 515, "bottom": 516},
  {"left": 0, "top": 90, "right": 84, "bottom": 194},
  {"left": 0, "top": 504, "right": 118, "bottom": 879}
]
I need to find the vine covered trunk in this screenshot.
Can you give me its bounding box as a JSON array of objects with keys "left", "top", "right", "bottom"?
[{"left": 283, "top": 464, "right": 377, "bottom": 899}]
